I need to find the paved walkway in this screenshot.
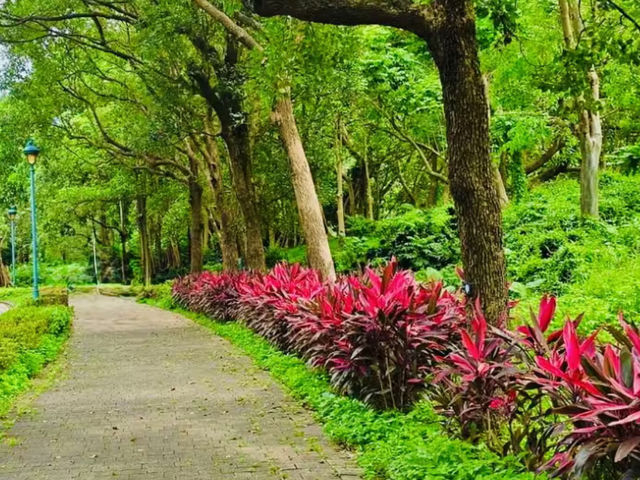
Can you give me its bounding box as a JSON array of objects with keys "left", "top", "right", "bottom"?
[{"left": 0, "top": 295, "right": 361, "bottom": 479}]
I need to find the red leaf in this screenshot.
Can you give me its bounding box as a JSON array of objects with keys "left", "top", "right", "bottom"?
[
  {"left": 563, "top": 321, "right": 582, "bottom": 371},
  {"left": 621, "top": 315, "right": 640, "bottom": 353},
  {"left": 536, "top": 356, "right": 566, "bottom": 378},
  {"left": 460, "top": 329, "right": 482, "bottom": 361},
  {"left": 538, "top": 295, "right": 556, "bottom": 333},
  {"left": 609, "top": 410, "right": 640, "bottom": 427}
]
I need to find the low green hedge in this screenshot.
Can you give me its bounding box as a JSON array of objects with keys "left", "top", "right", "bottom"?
[
  {"left": 0, "top": 302, "right": 73, "bottom": 417},
  {"left": 141, "top": 292, "right": 540, "bottom": 480}
]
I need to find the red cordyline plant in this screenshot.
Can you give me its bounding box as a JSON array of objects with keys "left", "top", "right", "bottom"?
[
  {"left": 430, "top": 295, "right": 567, "bottom": 470},
  {"left": 305, "top": 260, "right": 464, "bottom": 410},
  {"left": 521, "top": 310, "right": 640, "bottom": 479},
  {"left": 234, "top": 263, "right": 324, "bottom": 351},
  {"left": 172, "top": 271, "right": 248, "bottom": 321},
  {"left": 431, "top": 299, "right": 521, "bottom": 445}
]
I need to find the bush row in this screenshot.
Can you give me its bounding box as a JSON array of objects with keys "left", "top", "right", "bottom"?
[
  {"left": 0, "top": 304, "right": 73, "bottom": 415},
  {"left": 173, "top": 262, "right": 640, "bottom": 479}
]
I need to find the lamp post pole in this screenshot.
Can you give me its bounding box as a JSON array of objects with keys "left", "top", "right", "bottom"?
[
  {"left": 24, "top": 140, "right": 40, "bottom": 301},
  {"left": 8, "top": 207, "right": 16, "bottom": 286},
  {"left": 29, "top": 164, "right": 39, "bottom": 300}
]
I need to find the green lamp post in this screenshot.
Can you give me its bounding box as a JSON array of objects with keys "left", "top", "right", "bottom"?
[
  {"left": 7, "top": 206, "right": 17, "bottom": 286},
  {"left": 23, "top": 140, "right": 40, "bottom": 300}
]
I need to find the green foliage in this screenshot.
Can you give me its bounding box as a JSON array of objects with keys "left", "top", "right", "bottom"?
[
  {"left": 14, "top": 263, "right": 93, "bottom": 287},
  {"left": 142, "top": 291, "right": 539, "bottom": 480},
  {"left": 336, "top": 207, "right": 460, "bottom": 273},
  {"left": 0, "top": 298, "right": 72, "bottom": 416},
  {"left": 506, "top": 173, "right": 640, "bottom": 296}
]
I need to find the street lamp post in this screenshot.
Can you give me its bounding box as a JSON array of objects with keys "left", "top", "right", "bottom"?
[
  {"left": 23, "top": 140, "right": 40, "bottom": 301},
  {"left": 7, "top": 206, "right": 17, "bottom": 286}
]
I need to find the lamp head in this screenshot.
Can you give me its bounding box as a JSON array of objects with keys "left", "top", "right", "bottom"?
[
  {"left": 7, "top": 206, "right": 16, "bottom": 220},
  {"left": 23, "top": 139, "right": 40, "bottom": 165}
]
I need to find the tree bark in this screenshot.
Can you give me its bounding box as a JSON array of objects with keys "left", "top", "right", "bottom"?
[
  {"left": 335, "top": 123, "right": 346, "bottom": 237},
  {"left": 430, "top": 2, "right": 507, "bottom": 323},
  {"left": 273, "top": 92, "right": 336, "bottom": 281},
  {"left": 119, "top": 199, "right": 129, "bottom": 284},
  {"left": 558, "top": 0, "right": 602, "bottom": 218},
  {"left": 253, "top": 0, "right": 508, "bottom": 322},
  {"left": 136, "top": 194, "right": 152, "bottom": 286},
  {"left": 187, "top": 156, "right": 205, "bottom": 274}
]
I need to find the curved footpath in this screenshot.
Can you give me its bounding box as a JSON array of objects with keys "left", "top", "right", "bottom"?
[{"left": 0, "top": 295, "right": 361, "bottom": 479}]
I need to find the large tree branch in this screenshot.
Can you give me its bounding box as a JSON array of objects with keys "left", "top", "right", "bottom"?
[
  {"left": 192, "top": 0, "right": 264, "bottom": 51},
  {"left": 251, "top": 0, "right": 429, "bottom": 36},
  {"left": 524, "top": 137, "right": 566, "bottom": 174}
]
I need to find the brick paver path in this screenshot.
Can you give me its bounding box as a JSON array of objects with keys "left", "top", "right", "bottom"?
[{"left": 0, "top": 295, "right": 361, "bottom": 479}]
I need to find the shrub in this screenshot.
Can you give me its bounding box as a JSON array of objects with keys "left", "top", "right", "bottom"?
[
  {"left": 432, "top": 301, "right": 520, "bottom": 442},
  {"left": 302, "top": 262, "right": 462, "bottom": 409},
  {"left": 519, "top": 314, "right": 640, "bottom": 479},
  {"left": 173, "top": 271, "right": 249, "bottom": 322},
  {"left": 0, "top": 303, "right": 73, "bottom": 415}
]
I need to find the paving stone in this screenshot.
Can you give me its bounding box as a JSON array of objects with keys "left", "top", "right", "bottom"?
[{"left": 0, "top": 295, "right": 361, "bottom": 479}]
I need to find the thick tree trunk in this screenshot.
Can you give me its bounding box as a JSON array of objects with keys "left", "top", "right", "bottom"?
[
  {"left": 273, "top": 92, "right": 336, "bottom": 281},
  {"left": 190, "top": 38, "right": 266, "bottom": 271},
  {"left": 214, "top": 42, "right": 266, "bottom": 271},
  {"left": 221, "top": 127, "right": 265, "bottom": 271},
  {"left": 429, "top": 3, "right": 507, "bottom": 323},
  {"left": 253, "top": 0, "right": 509, "bottom": 323},
  {"left": 136, "top": 194, "right": 153, "bottom": 286}
]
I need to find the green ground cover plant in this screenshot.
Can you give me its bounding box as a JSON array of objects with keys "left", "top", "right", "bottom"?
[{"left": 0, "top": 291, "right": 73, "bottom": 417}]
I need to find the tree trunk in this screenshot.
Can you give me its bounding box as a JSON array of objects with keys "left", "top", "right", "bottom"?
[
  {"left": 221, "top": 124, "right": 266, "bottom": 271},
  {"left": 201, "top": 125, "right": 240, "bottom": 271},
  {"left": 188, "top": 171, "right": 205, "bottom": 274},
  {"left": 136, "top": 194, "right": 152, "bottom": 286},
  {"left": 190, "top": 38, "right": 266, "bottom": 271},
  {"left": 578, "top": 69, "right": 602, "bottom": 218},
  {"left": 559, "top": 0, "right": 602, "bottom": 218},
  {"left": 428, "top": 1, "right": 508, "bottom": 323},
  {"left": 363, "top": 135, "right": 374, "bottom": 220},
  {"left": 273, "top": 91, "right": 336, "bottom": 281},
  {"left": 335, "top": 125, "right": 346, "bottom": 237},
  {"left": 119, "top": 199, "right": 129, "bottom": 284},
  {"left": 493, "top": 164, "right": 509, "bottom": 208}
]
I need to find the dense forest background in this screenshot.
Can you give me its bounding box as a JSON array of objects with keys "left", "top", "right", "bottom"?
[{"left": 0, "top": 0, "right": 639, "bottom": 327}]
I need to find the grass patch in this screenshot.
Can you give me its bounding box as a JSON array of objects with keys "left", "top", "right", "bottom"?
[{"left": 141, "top": 295, "right": 540, "bottom": 480}]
